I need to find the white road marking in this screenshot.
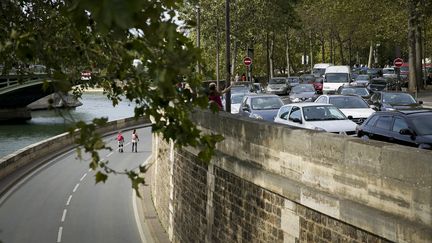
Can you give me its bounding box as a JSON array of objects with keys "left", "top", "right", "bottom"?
[
  {"left": 88, "top": 168, "right": 92, "bottom": 172},
  {"left": 106, "top": 151, "right": 114, "bottom": 157},
  {"left": 57, "top": 227, "right": 63, "bottom": 243},
  {"left": 61, "top": 209, "right": 67, "bottom": 222},
  {"left": 66, "top": 195, "right": 72, "bottom": 206},
  {"left": 72, "top": 183, "right": 79, "bottom": 193},
  {"left": 80, "top": 173, "right": 87, "bottom": 181}
]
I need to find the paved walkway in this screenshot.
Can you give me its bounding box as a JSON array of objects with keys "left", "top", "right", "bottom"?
[{"left": 415, "top": 85, "right": 432, "bottom": 108}]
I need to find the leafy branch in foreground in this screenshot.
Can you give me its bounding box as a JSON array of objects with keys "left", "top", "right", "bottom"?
[{"left": 0, "top": 0, "right": 226, "bottom": 193}]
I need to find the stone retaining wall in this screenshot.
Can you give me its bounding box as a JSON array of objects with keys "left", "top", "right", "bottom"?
[{"left": 151, "top": 110, "right": 431, "bottom": 243}]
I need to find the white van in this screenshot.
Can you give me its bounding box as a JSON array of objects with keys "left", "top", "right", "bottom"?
[
  {"left": 323, "top": 65, "right": 351, "bottom": 94},
  {"left": 313, "top": 63, "right": 333, "bottom": 78}
]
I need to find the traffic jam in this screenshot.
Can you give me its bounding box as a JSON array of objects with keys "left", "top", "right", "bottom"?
[{"left": 225, "top": 60, "right": 432, "bottom": 150}]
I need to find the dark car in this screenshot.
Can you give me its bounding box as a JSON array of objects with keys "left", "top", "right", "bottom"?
[
  {"left": 288, "top": 84, "right": 318, "bottom": 103},
  {"left": 367, "top": 78, "right": 388, "bottom": 92},
  {"left": 238, "top": 94, "right": 284, "bottom": 121},
  {"left": 352, "top": 74, "right": 371, "bottom": 86},
  {"left": 337, "top": 85, "right": 371, "bottom": 100},
  {"left": 356, "top": 109, "right": 432, "bottom": 150},
  {"left": 368, "top": 91, "right": 423, "bottom": 111},
  {"left": 287, "top": 76, "right": 300, "bottom": 87},
  {"left": 367, "top": 68, "right": 382, "bottom": 79},
  {"left": 299, "top": 74, "right": 316, "bottom": 84}
]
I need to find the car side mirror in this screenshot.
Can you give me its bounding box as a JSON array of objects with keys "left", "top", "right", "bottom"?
[
  {"left": 290, "top": 117, "right": 302, "bottom": 124},
  {"left": 399, "top": 128, "right": 414, "bottom": 136},
  {"left": 347, "top": 115, "right": 353, "bottom": 120},
  {"left": 419, "top": 100, "right": 423, "bottom": 105},
  {"left": 242, "top": 105, "right": 251, "bottom": 112}
]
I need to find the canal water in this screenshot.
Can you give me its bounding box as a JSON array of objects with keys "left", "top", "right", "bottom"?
[{"left": 0, "top": 92, "right": 136, "bottom": 158}]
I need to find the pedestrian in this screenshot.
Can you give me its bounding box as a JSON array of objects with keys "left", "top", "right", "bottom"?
[
  {"left": 131, "top": 129, "right": 139, "bottom": 152},
  {"left": 208, "top": 82, "right": 231, "bottom": 111},
  {"left": 241, "top": 73, "right": 246, "bottom": 81},
  {"left": 117, "top": 131, "right": 124, "bottom": 153},
  {"left": 235, "top": 73, "right": 240, "bottom": 82}
]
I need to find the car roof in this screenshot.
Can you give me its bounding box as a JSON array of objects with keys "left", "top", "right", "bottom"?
[
  {"left": 244, "top": 93, "right": 280, "bottom": 98},
  {"left": 281, "top": 102, "right": 334, "bottom": 108},
  {"left": 374, "top": 109, "right": 432, "bottom": 116}
]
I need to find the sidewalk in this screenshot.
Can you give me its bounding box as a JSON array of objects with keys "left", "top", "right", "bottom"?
[{"left": 414, "top": 85, "right": 432, "bottom": 108}]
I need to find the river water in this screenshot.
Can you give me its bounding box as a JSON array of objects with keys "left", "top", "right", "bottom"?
[{"left": 0, "top": 92, "right": 136, "bottom": 158}]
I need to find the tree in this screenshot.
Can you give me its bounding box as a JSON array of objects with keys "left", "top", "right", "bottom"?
[{"left": 0, "top": 0, "right": 223, "bottom": 192}]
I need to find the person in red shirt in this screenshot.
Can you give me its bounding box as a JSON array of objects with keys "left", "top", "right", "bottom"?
[
  {"left": 117, "top": 132, "right": 124, "bottom": 153},
  {"left": 208, "top": 82, "right": 231, "bottom": 111}
]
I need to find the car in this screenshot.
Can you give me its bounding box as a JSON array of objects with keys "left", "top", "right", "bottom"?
[
  {"left": 288, "top": 84, "right": 317, "bottom": 103},
  {"left": 312, "top": 79, "right": 323, "bottom": 94},
  {"left": 352, "top": 74, "right": 371, "bottom": 86},
  {"left": 382, "top": 67, "right": 397, "bottom": 79},
  {"left": 238, "top": 94, "right": 284, "bottom": 121},
  {"left": 223, "top": 93, "right": 245, "bottom": 114},
  {"left": 231, "top": 84, "right": 253, "bottom": 94},
  {"left": 356, "top": 109, "right": 432, "bottom": 150},
  {"left": 368, "top": 91, "right": 423, "bottom": 111},
  {"left": 315, "top": 95, "right": 375, "bottom": 124},
  {"left": 299, "top": 74, "right": 316, "bottom": 84},
  {"left": 266, "top": 77, "right": 289, "bottom": 95},
  {"left": 323, "top": 65, "right": 351, "bottom": 94},
  {"left": 81, "top": 70, "right": 92, "bottom": 80},
  {"left": 287, "top": 76, "right": 300, "bottom": 87},
  {"left": 274, "top": 103, "right": 358, "bottom": 135},
  {"left": 367, "top": 78, "right": 388, "bottom": 92},
  {"left": 367, "top": 68, "right": 382, "bottom": 79},
  {"left": 337, "top": 85, "right": 371, "bottom": 100}
]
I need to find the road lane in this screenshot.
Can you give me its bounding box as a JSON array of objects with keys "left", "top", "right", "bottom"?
[{"left": 0, "top": 127, "right": 152, "bottom": 243}]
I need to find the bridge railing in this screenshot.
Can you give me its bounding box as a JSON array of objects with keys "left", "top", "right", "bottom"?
[{"left": 0, "top": 74, "right": 49, "bottom": 89}]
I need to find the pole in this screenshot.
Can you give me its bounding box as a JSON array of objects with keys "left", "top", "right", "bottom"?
[
  {"left": 196, "top": 5, "right": 201, "bottom": 75},
  {"left": 216, "top": 19, "right": 220, "bottom": 90},
  {"left": 225, "top": 0, "right": 231, "bottom": 113}
]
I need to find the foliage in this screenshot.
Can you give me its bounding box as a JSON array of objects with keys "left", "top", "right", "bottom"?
[{"left": 0, "top": 0, "right": 223, "bottom": 193}]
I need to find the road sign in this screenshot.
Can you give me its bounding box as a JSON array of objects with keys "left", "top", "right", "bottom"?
[
  {"left": 243, "top": 57, "right": 252, "bottom": 66},
  {"left": 393, "top": 58, "right": 404, "bottom": 67}
]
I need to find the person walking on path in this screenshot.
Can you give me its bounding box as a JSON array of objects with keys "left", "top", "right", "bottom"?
[
  {"left": 131, "top": 129, "right": 139, "bottom": 152},
  {"left": 117, "top": 131, "right": 125, "bottom": 153}
]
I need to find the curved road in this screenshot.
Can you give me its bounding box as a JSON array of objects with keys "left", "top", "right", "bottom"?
[{"left": 0, "top": 127, "right": 152, "bottom": 243}]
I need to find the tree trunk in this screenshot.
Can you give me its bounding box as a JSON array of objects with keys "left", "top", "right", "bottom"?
[
  {"left": 336, "top": 33, "right": 344, "bottom": 64},
  {"left": 285, "top": 32, "right": 291, "bottom": 77},
  {"left": 321, "top": 31, "right": 325, "bottom": 63},
  {"left": 348, "top": 38, "right": 352, "bottom": 67},
  {"left": 216, "top": 19, "right": 220, "bottom": 90},
  {"left": 231, "top": 40, "right": 238, "bottom": 77},
  {"left": 408, "top": 0, "right": 418, "bottom": 93},
  {"left": 309, "top": 31, "right": 313, "bottom": 73},
  {"left": 269, "top": 33, "right": 274, "bottom": 78},
  {"left": 415, "top": 23, "right": 423, "bottom": 89},
  {"left": 266, "top": 32, "right": 270, "bottom": 83},
  {"left": 330, "top": 32, "right": 333, "bottom": 64},
  {"left": 368, "top": 41, "right": 373, "bottom": 68},
  {"left": 225, "top": 0, "right": 231, "bottom": 113}
]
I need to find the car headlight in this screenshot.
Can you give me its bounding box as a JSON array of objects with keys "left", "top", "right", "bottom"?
[
  {"left": 291, "top": 98, "right": 300, "bottom": 103},
  {"left": 250, "top": 113, "right": 263, "bottom": 119}
]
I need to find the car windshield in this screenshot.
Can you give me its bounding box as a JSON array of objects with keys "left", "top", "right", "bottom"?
[
  {"left": 251, "top": 97, "right": 283, "bottom": 110},
  {"left": 302, "top": 106, "right": 347, "bottom": 121},
  {"left": 400, "top": 66, "right": 409, "bottom": 72},
  {"left": 370, "top": 80, "right": 387, "bottom": 85},
  {"left": 325, "top": 73, "right": 349, "bottom": 83},
  {"left": 410, "top": 114, "right": 432, "bottom": 135},
  {"left": 356, "top": 75, "right": 369, "bottom": 81},
  {"left": 301, "top": 75, "right": 315, "bottom": 80},
  {"left": 313, "top": 68, "right": 326, "bottom": 77},
  {"left": 269, "top": 78, "right": 286, "bottom": 84},
  {"left": 382, "top": 93, "right": 416, "bottom": 105},
  {"left": 287, "top": 77, "right": 299, "bottom": 83},
  {"left": 292, "top": 84, "right": 315, "bottom": 93},
  {"left": 329, "top": 96, "right": 369, "bottom": 109},
  {"left": 340, "top": 88, "right": 369, "bottom": 96},
  {"left": 367, "top": 69, "right": 380, "bottom": 74},
  {"left": 231, "top": 85, "right": 249, "bottom": 93},
  {"left": 231, "top": 94, "right": 245, "bottom": 104},
  {"left": 383, "top": 69, "right": 395, "bottom": 74}
]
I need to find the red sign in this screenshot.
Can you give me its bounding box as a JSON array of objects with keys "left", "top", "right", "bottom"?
[
  {"left": 393, "top": 58, "right": 404, "bottom": 67},
  {"left": 243, "top": 57, "right": 252, "bottom": 66}
]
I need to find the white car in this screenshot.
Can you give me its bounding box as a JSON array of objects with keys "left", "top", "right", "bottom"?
[
  {"left": 315, "top": 95, "right": 375, "bottom": 124},
  {"left": 382, "top": 67, "right": 397, "bottom": 79},
  {"left": 274, "top": 103, "right": 358, "bottom": 135}
]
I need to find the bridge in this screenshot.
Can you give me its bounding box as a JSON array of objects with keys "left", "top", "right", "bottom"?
[{"left": 0, "top": 74, "right": 57, "bottom": 122}]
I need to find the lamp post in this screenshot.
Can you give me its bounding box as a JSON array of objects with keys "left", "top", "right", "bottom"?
[{"left": 225, "top": 0, "right": 231, "bottom": 113}]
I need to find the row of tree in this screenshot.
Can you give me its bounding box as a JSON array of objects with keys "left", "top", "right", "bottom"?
[{"left": 187, "top": 0, "right": 432, "bottom": 91}]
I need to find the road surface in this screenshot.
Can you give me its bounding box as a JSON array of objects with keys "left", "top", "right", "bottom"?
[{"left": 0, "top": 127, "right": 152, "bottom": 243}]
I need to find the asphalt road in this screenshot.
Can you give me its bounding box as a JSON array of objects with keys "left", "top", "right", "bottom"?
[{"left": 0, "top": 127, "right": 152, "bottom": 243}]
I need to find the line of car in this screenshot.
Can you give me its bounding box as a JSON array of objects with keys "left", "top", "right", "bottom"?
[{"left": 225, "top": 77, "right": 431, "bottom": 150}]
